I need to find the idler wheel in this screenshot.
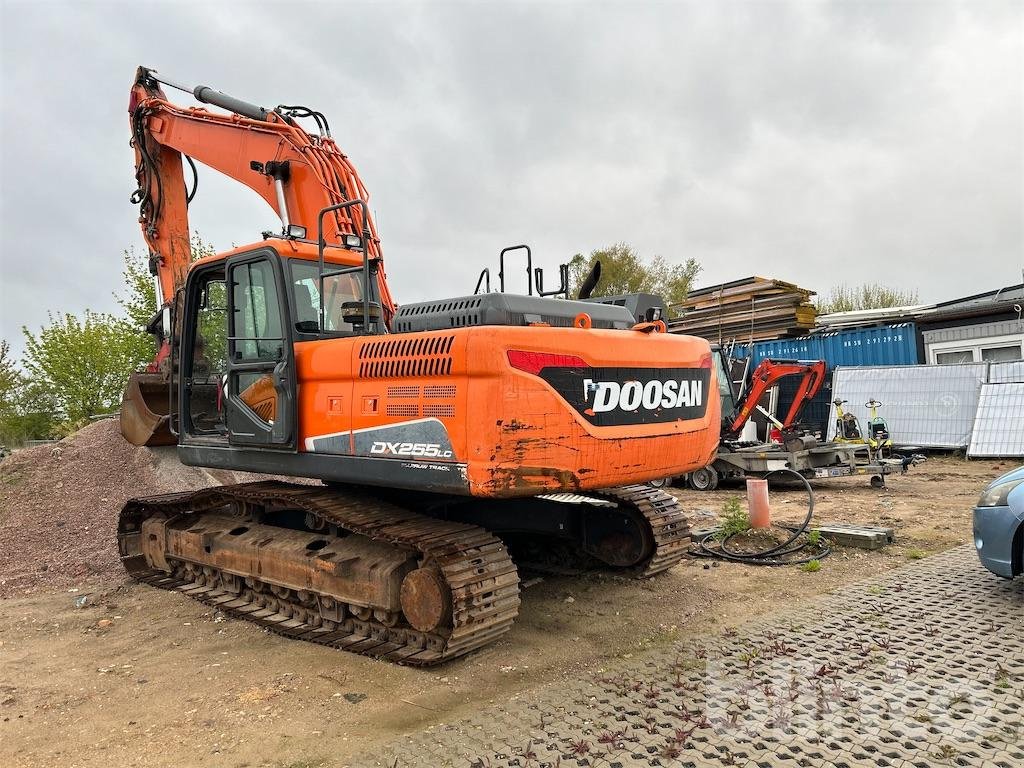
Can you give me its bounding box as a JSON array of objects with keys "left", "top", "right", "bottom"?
[{"left": 400, "top": 568, "right": 452, "bottom": 633}]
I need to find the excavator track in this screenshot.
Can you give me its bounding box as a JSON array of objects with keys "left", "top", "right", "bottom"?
[
  {"left": 117, "top": 481, "right": 520, "bottom": 665},
  {"left": 595, "top": 484, "right": 692, "bottom": 577},
  {"left": 486, "top": 484, "right": 692, "bottom": 579}
]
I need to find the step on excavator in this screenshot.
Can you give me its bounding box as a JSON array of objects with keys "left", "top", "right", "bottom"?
[{"left": 117, "top": 66, "right": 720, "bottom": 664}]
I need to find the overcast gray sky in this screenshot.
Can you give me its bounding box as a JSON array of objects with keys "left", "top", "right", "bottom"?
[{"left": 1, "top": 0, "right": 1021, "bottom": 359}]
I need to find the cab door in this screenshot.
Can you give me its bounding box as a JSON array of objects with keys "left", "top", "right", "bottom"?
[{"left": 225, "top": 250, "right": 296, "bottom": 448}]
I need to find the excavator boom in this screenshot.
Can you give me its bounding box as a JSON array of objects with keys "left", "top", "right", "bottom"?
[{"left": 123, "top": 67, "right": 395, "bottom": 445}]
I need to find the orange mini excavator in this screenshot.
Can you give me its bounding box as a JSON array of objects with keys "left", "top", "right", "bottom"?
[{"left": 117, "top": 66, "right": 720, "bottom": 664}]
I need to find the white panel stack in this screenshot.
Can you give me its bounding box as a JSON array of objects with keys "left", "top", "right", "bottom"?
[
  {"left": 829, "top": 364, "right": 988, "bottom": 448},
  {"left": 988, "top": 361, "right": 1024, "bottom": 384},
  {"left": 968, "top": 383, "right": 1024, "bottom": 457}
]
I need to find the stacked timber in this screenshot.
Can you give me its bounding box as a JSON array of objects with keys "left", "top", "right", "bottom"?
[{"left": 668, "top": 276, "right": 817, "bottom": 343}]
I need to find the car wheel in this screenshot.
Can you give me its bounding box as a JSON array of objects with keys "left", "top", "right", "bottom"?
[
  {"left": 689, "top": 467, "right": 719, "bottom": 491},
  {"left": 647, "top": 477, "right": 671, "bottom": 489}
]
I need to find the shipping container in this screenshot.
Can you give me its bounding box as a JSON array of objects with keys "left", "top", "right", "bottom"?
[
  {"left": 726, "top": 324, "right": 921, "bottom": 435},
  {"left": 730, "top": 323, "right": 919, "bottom": 367}
]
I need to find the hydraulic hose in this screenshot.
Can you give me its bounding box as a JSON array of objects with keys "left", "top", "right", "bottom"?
[{"left": 692, "top": 468, "right": 831, "bottom": 566}]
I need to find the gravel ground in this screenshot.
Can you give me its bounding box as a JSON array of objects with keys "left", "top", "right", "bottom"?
[{"left": 0, "top": 419, "right": 274, "bottom": 598}]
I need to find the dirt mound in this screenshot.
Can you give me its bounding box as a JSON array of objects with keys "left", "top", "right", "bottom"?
[{"left": 0, "top": 418, "right": 282, "bottom": 597}]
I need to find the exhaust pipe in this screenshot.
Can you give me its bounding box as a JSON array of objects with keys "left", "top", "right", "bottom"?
[{"left": 577, "top": 260, "right": 602, "bottom": 300}]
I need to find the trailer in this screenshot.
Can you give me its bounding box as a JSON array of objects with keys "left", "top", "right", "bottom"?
[{"left": 679, "top": 441, "right": 918, "bottom": 491}]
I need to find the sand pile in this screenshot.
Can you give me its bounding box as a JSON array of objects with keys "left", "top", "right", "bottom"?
[{"left": 0, "top": 418, "right": 282, "bottom": 597}]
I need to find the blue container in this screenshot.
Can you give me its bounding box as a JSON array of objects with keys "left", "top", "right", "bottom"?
[
  {"left": 731, "top": 323, "right": 919, "bottom": 367},
  {"left": 728, "top": 324, "right": 920, "bottom": 434},
  {"left": 818, "top": 324, "right": 919, "bottom": 367}
]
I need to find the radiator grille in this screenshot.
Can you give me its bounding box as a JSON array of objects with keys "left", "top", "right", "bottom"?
[
  {"left": 358, "top": 335, "right": 455, "bottom": 379},
  {"left": 424, "top": 404, "right": 455, "bottom": 418},
  {"left": 424, "top": 385, "right": 457, "bottom": 399},
  {"left": 387, "top": 386, "right": 421, "bottom": 399},
  {"left": 385, "top": 403, "right": 420, "bottom": 417}
]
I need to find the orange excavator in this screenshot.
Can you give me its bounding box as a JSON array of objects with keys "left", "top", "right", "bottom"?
[
  {"left": 723, "top": 358, "right": 827, "bottom": 441},
  {"left": 117, "top": 66, "right": 720, "bottom": 664}
]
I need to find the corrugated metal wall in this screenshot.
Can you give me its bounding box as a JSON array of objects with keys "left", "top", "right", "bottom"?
[
  {"left": 731, "top": 324, "right": 919, "bottom": 367},
  {"left": 922, "top": 319, "right": 1023, "bottom": 344},
  {"left": 728, "top": 324, "right": 920, "bottom": 434}
]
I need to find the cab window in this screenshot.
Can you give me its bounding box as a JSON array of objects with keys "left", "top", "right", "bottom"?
[
  {"left": 232, "top": 260, "right": 284, "bottom": 361},
  {"left": 289, "top": 260, "right": 365, "bottom": 334}
]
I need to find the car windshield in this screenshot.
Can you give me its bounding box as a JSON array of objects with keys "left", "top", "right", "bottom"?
[{"left": 289, "top": 260, "right": 366, "bottom": 334}]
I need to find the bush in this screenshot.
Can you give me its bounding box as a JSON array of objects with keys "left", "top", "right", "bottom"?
[{"left": 717, "top": 497, "right": 750, "bottom": 540}]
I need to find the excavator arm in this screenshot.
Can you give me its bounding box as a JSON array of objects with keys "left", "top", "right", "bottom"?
[
  {"left": 128, "top": 66, "right": 395, "bottom": 322},
  {"left": 122, "top": 66, "right": 397, "bottom": 446},
  {"left": 725, "top": 358, "right": 826, "bottom": 439}
]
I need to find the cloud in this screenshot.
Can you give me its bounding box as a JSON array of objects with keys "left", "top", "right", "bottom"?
[{"left": 1, "top": 0, "right": 1020, "bottom": 358}]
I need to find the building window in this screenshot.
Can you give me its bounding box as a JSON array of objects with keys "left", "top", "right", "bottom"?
[
  {"left": 935, "top": 350, "right": 974, "bottom": 365},
  {"left": 929, "top": 332, "right": 1024, "bottom": 364},
  {"left": 981, "top": 344, "right": 1022, "bottom": 363}
]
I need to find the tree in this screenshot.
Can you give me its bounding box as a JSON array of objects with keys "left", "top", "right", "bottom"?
[
  {"left": 115, "top": 247, "right": 159, "bottom": 335},
  {"left": 0, "top": 340, "right": 16, "bottom": 408},
  {"left": 0, "top": 340, "right": 57, "bottom": 444},
  {"left": 566, "top": 243, "right": 701, "bottom": 313},
  {"left": 817, "top": 283, "right": 921, "bottom": 314},
  {"left": 21, "top": 311, "right": 151, "bottom": 427},
  {"left": 115, "top": 235, "right": 217, "bottom": 354},
  {"left": 9, "top": 236, "right": 220, "bottom": 438}
]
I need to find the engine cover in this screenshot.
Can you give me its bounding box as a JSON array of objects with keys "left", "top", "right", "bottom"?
[{"left": 393, "top": 293, "right": 635, "bottom": 333}]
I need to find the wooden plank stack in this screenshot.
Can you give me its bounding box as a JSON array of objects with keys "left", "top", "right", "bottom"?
[{"left": 668, "top": 276, "right": 817, "bottom": 343}]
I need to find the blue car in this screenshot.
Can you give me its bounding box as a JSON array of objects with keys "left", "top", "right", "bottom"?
[{"left": 973, "top": 465, "right": 1024, "bottom": 578}]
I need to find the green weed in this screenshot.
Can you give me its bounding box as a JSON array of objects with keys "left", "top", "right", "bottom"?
[{"left": 717, "top": 497, "right": 749, "bottom": 540}]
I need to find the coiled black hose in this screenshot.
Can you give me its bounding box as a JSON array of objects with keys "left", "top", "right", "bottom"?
[{"left": 692, "top": 468, "right": 831, "bottom": 566}]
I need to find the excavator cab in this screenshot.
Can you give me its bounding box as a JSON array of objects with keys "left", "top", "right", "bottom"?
[{"left": 177, "top": 248, "right": 298, "bottom": 448}]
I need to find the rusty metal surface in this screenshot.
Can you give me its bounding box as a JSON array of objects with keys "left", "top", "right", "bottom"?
[
  {"left": 118, "top": 482, "right": 693, "bottom": 664},
  {"left": 400, "top": 568, "right": 453, "bottom": 633},
  {"left": 585, "top": 485, "right": 692, "bottom": 577},
  {"left": 360, "top": 545, "right": 1024, "bottom": 767},
  {"left": 152, "top": 513, "right": 417, "bottom": 611},
  {"left": 120, "top": 372, "right": 175, "bottom": 447},
  {"left": 118, "top": 482, "right": 521, "bottom": 665}
]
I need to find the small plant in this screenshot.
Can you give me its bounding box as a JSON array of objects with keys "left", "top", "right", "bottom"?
[
  {"left": 597, "top": 730, "right": 625, "bottom": 746},
  {"left": 717, "top": 497, "right": 749, "bottom": 539},
  {"left": 807, "top": 529, "right": 821, "bottom": 546},
  {"left": 906, "top": 548, "right": 927, "bottom": 560},
  {"left": 948, "top": 693, "right": 970, "bottom": 707},
  {"left": 660, "top": 743, "right": 682, "bottom": 759},
  {"left": 569, "top": 739, "right": 591, "bottom": 756},
  {"left": 931, "top": 744, "right": 959, "bottom": 761},
  {"left": 800, "top": 559, "right": 822, "bottom": 573},
  {"left": 994, "top": 662, "right": 1011, "bottom": 689}
]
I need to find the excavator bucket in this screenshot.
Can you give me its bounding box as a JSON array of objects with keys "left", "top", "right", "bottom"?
[{"left": 120, "top": 372, "right": 176, "bottom": 447}]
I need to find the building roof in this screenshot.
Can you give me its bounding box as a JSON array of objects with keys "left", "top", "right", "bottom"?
[
  {"left": 816, "top": 283, "right": 1023, "bottom": 330},
  {"left": 816, "top": 304, "right": 936, "bottom": 329},
  {"left": 932, "top": 283, "right": 1023, "bottom": 312}
]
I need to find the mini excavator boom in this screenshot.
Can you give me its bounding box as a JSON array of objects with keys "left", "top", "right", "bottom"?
[{"left": 723, "top": 358, "right": 826, "bottom": 440}]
